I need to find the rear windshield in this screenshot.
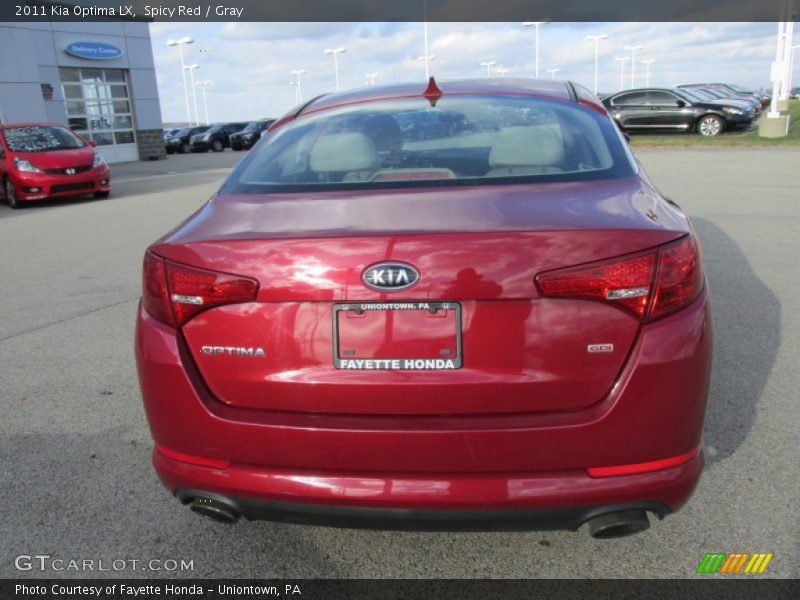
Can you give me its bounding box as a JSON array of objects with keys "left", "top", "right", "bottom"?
[
  {"left": 1, "top": 125, "right": 86, "bottom": 152},
  {"left": 222, "top": 95, "right": 635, "bottom": 193}
]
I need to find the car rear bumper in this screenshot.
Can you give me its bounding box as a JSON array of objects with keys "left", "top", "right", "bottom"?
[
  {"left": 157, "top": 447, "right": 701, "bottom": 529},
  {"left": 11, "top": 168, "right": 111, "bottom": 202},
  {"left": 136, "top": 289, "right": 711, "bottom": 524},
  {"left": 172, "top": 487, "right": 676, "bottom": 532}
]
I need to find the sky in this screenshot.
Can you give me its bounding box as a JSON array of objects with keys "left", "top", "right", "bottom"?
[{"left": 148, "top": 22, "right": 786, "bottom": 125}]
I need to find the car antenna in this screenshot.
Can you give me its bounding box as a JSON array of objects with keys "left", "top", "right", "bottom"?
[{"left": 423, "top": 76, "right": 443, "bottom": 107}]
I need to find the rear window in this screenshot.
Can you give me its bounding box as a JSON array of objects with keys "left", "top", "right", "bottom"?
[
  {"left": 222, "top": 95, "right": 635, "bottom": 193},
  {"left": 1, "top": 125, "right": 86, "bottom": 152}
]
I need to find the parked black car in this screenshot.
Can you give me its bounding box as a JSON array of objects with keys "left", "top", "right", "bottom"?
[
  {"left": 190, "top": 122, "right": 248, "bottom": 152},
  {"left": 229, "top": 119, "right": 275, "bottom": 151},
  {"left": 602, "top": 88, "right": 755, "bottom": 136},
  {"left": 164, "top": 126, "right": 209, "bottom": 154},
  {"left": 677, "top": 84, "right": 763, "bottom": 112},
  {"left": 675, "top": 87, "right": 755, "bottom": 114}
]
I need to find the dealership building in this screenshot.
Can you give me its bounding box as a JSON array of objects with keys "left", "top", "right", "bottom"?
[{"left": 0, "top": 21, "right": 165, "bottom": 163}]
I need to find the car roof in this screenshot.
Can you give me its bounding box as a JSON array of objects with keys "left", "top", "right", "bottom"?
[
  {"left": 303, "top": 78, "right": 576, "bottom": 114},
  {"left": 0, "top": 121, "right": 67, "bottom": 130}
]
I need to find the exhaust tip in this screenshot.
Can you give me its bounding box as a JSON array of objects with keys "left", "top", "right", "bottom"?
[
  {"left": 586, "top": 510, "right": 650, "bottom": 539},
  {"left": 189, "top": 497, "right": 239, "bottom": 524}
]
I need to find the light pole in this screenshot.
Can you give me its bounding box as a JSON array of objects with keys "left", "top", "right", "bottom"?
[
  {"left": 365, "top": 73, "right": 379, "bottom": 86},
  {"left": 641, "top": 59, "right": 655, "bottom": 87},
  {"left": 625, "top": 45, "right": 643, "bottom": 88},
  {"left": 585, "top": 33, "right": 608, "bottom": 94},
  {"left": 789, "top": 45, "right": 800, "bottom": 97},
  {"left": 523, "top": 21, "right": 549, "bottom": 79},
  {"left": 324, "top": 47, "right": 346, "bottom": 91},
  {"left": 615, "top": 56, "right": 630, "bottom": 90},
  {"left": 418, "top": 54, "right": 435, "bottom": 78},
  {"left": 422, "top": 2, "right": 432, "bottom": 79},
  {"left": 290, "top": 69, "right": 305, "bottom": 103},
  {"left": 195, "top": 81, "right": 211, "bottom": 125},
  {"left": 184, "top": 64, "right": 200, "bottom": 126},
  {"left": 547, "top": 67, "right": 559, "bottom": 80},
  {"left": 496, "top": 67, "right": 510, "bottom": 77},
  {"left": 481, "top": 60, "right": 496, "bottom": 77},
  {"left": 167, "top": 36, "right": 194, "bottom": 125}
]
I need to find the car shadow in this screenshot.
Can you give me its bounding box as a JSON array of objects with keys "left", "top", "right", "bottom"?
[{"left": 691, "top": 217, "right": 781, "bottom": 465}]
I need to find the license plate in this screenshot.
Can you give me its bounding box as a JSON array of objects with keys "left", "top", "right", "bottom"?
[{"left": 333, "top": 302, "right": 462, "bottom": 370}]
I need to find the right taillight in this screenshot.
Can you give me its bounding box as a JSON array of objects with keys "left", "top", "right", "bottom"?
[
  {"left": 535, "top": 234, "right": 703, "bottom": 322},
  {"left": 649, "top": 234, "right": 703, "bottom": 321},
  {"left": 142, "top": 251, "right": 259, "bottom": 327}
]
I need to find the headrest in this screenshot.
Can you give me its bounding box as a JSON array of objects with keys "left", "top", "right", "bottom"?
[
  {"left": 489, "top": 125, "right": 565, "bottom": 168},
  {"left": 309, "top": 133, "right": 379, "bottom": 172}
]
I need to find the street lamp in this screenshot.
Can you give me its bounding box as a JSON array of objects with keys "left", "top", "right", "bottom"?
[
  {"left": 523, "top": 21, "right": 550, "bottom": 79},
  {"left": 496, "top": 67, "right": 510, "bottom": 77},
  {"left": 481, "top": 60, "right": 496, "bottom": 77},
  {"left": 418, "top": 54, "right": 435, "bottom": 78},
  {"left": 547, "top": 67, "right": 560, "bottom": 80},
  {"left": 290, "top": 69, "right": 305, "bottom": 103},
  {"left": 183, "top": 64, "right": 200, "bottom": 126},
  {"left": 641, "top": 58, "right": 655, "bottom": 87},
  {"left": 195, "top": 81, "right": 211, "bottom": 125},
  {"left": 365, "top": 73, "right": 379, "bottom": 86},
  {"left": 166, "top": 36, "right": 194, "bottom": 125},
  {"left": 615, "top": 56, "right": 630, "bottom": 90},
  {"left": 585, "top": 34, "right": 608, "bottom": 95},
  {"left": 324, "top": 47, "right": 346, "bottom": 91},
  {"left": 625, "top": 45, "right": 643, "bottom": 88}
]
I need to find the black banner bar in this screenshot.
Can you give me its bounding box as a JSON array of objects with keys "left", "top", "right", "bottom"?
[
  {"left": 2, "top": 0, "right": 799, "bottom": 22},
  {"left": 2, "top": 579, "right": 799, "bottom": 600}
]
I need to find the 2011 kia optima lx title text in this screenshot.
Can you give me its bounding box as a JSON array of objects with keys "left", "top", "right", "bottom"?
[{"left": 135, "top": 78, "right": 712, "bottom": 538}]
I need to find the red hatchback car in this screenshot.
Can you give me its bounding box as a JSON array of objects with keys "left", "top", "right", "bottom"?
[
  {"left": 0, "top": 122, "right": 111, "bottom": 208},
  {"left": 136, "top": 79, "right": 711, "bottom": 538}
]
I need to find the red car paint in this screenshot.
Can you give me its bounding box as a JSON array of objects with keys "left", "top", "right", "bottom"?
[
  {"left": 136, "top": 80, "right": 711, "bottom": 533},
  {"left": 0, "top": 122, "right": 111, "bottom": 206}
]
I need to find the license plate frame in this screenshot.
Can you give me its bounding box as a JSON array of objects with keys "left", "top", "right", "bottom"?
[{"left": 332, "top": 301, "right": 462, "bottom": 370}]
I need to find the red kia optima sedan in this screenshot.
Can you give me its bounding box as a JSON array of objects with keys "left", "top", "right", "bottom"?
[
  {"left": 136, "top": 79, "right": 711, "bottom": 538},
  {"left": 0, "top": 122, "right": 111, "bottom": 208}
]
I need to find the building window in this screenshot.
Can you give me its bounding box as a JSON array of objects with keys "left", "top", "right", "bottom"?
[{"left": 59, "top": 67, "right": 135, "bottom": 147}]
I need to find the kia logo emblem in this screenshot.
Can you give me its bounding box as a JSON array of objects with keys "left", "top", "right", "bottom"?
[{"left": 362, "top": 262, "right": 419, "bottom": 291}]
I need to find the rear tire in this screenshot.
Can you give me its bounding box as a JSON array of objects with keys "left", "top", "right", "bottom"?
[
  {"left": 93, "top": 191, "right": 110, "bottom": 200},
  {"left": 697, "top": 115, "right": 724, "bottom": 137},
  {"left": 4, "top": 177, "right": 20, "bottom": 209},
  {"left": 212, "top": 139, "right": 224, "bottom": 152}
]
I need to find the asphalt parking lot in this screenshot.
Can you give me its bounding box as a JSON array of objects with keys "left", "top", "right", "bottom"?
[{"left": 1, "top": 147, "right": 798, "bottom": 579}]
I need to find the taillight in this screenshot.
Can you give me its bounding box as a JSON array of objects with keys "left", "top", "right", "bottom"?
[
  {"left": 142, "top": 251, "right": 259, "bottom": 327},
  {"left": 535, "top": 234, "right": 703, "bottom": 322},
  {"left": 649, "top": 235, "right": 703, "bottom": 320}
]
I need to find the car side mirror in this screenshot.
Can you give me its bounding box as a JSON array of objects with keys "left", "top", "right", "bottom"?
[
  {"left": 675, "top": 100, "right": 686, "bottom": 108},
  {"left": 88, "top": 139, "right": 97, "bottom": 147}
]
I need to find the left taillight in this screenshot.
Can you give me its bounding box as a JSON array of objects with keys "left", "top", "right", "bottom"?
[
  {"left": 535, "top": 234, "right": 703, "bottom": 322},
  {"left": 142, "top": 251, "right": 259, "bottom": 327}
]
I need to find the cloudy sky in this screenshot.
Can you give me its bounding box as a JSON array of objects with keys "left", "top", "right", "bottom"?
[{"left": 148, "top": 22, "right": 784, "bottom": 124}]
